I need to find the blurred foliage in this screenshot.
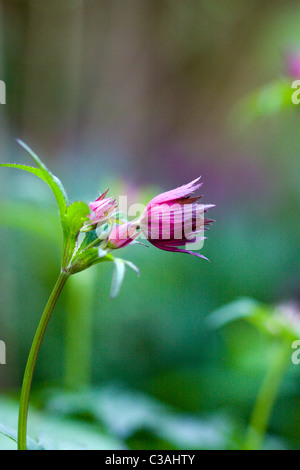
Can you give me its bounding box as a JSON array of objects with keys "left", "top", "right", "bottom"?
[
  {"left": 231, "top": 79, "right": 295, "bottom": 129},
  {"left": 0, "top": 394, "right": 125, "bottom": 450}
]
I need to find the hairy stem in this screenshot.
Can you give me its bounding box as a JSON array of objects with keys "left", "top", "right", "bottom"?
[{"left": 17, "top": 270, "right": 70, "bottom": 450}]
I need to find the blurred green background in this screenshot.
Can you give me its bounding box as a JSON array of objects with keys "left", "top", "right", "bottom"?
[{"left": 0, "top": 0, "right": 300, "bottom": 450}]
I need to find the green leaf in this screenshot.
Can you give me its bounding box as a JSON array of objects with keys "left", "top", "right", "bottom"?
[
  {"left": 0, "top": 163, "right": 49, "bottom": 184},
  {"left": 1, "top": 142, "right": 92, "bottom": 270},
  {"left": 0, "top": 396, "right": 126, "bottom": 450},
  {"left": 16, "top": 139, "right": 69, "bottom": 217},
  {"left": 61, "top": 201, "right": 90, "bottom": 268},
  {"left": 1, "top": 143, "right": 69, "bottom": 237},
  {"left": 0, "top": 423, "right": 17, "bottom": 444},
  {"left": 207, "top": 298, "right": 260, "bottom": 329},
  {"left": 0, "top": 423, "right": 43, "bottom": 450},
  {"left": 0, "top": 161, "right": 67, "bottom": 221},
  {"left": 208, "top": 297, "right": 299, "bottom": 342},
  {"left": 45, "top": 386, "right": 233, "bottom": 450}
]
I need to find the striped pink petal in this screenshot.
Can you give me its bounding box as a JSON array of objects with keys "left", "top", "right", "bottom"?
[
  {"left": 149, "top": 177, "right": 202, "bottom": 205},
  {"left": 107, "top": 222, "right": 140, "bottom": 249},
  {"left": 88, "top": 190, "right": 117, "bottom": 224},
  {"left": 139, "top": 177, "right": 214, "bottom": 259}
]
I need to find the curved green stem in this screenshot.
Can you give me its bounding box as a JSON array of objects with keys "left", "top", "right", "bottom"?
[
  {"left": 17, "top": 270, "right": 70, "bottom": 450},
  {"left": 243, "top": 340, "right": 291, "bottom": 450}
]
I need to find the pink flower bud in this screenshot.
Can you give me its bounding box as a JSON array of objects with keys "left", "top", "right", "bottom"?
[
  {"left": 88, "top": 189, "right": 117, "bottom": 225},
  {"left": 107, "top": 222, "right": 140, "bottom": 249}
]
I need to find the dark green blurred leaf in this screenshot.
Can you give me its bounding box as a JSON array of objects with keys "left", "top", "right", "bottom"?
[{"left": 45, "top": 386, "right": 234, "bottom": 450}]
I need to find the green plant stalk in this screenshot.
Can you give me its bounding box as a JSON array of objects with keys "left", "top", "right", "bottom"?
[
  {"left": 243, "top": 339, "right": 291, "bottom": 450},
  {"left": 17, "top": 270, "right": 70, "bottom": 450}
]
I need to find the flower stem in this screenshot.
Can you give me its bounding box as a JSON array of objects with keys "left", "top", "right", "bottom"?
[
  {"left": 17, "top": 270, "right": 70, "bottom": 450},
  {"left": 243, "top": 340, "right": 291, "bottom": 450}
]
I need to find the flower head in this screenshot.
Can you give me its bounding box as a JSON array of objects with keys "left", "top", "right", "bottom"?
[{"left": 139, "top": 177, "right": 214, "bottom": 259}]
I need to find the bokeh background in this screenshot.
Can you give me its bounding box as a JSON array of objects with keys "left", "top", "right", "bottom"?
[{"left": 0, "top": 0, "right": 300, "bottom": 450}]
